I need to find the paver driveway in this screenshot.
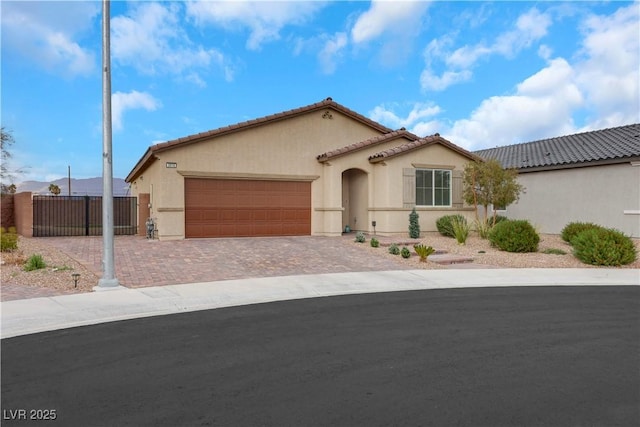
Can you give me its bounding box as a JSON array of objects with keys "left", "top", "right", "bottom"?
[{"left": 42, "top": 235, "right": 412, "bottom": 288}]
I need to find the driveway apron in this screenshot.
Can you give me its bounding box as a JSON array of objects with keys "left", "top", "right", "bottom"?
[{"left": 40, "top": 235, "right": 412, "bottom": 288}]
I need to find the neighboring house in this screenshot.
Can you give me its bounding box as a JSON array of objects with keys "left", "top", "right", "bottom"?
[
  {"left": 126, "top": 98, "right": 480, "bottom": 240},
  {"left": 475, "top": 124, "right": 640, "bottom": 238}
]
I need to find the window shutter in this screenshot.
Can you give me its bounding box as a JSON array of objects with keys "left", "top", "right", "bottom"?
[
  {"left": 452, "top": 169, "right": 463, "bottom": 208},
  {"left": 403, "top": 168, "right": 416, "bottom": 208}
]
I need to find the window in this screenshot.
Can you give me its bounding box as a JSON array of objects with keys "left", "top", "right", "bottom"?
[{"left": 416, "top": 169, "right": 451, "bottom": 207}]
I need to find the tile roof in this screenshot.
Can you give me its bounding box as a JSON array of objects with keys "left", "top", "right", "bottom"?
[
  {"left": 150, "top": 97, "right": 392, "bottom": 154},
  {"left": 474, "top": 123, "right": 640, "bottom": 170},
  {"left": 316, "top": 128, "right": 419, "bottom": 162},
  {"left": 126, "top": 98, "right": 394, "bottom": 182},
  {"left": 368, "top": 134, "right": 481, "bottom": 163}
]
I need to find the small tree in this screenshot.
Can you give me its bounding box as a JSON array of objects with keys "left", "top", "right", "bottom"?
[
  {"left": 1, "top": 128, "right": 26, "bottom": 193},
  {"left": 463, "top": 159, "right": 524, "bottom": 225},
  {"left": 409, "top": 207, "right": 420, "bottom": 238},
  {"left": 48, "top": 183, "right": 61, "bottom": 196}
]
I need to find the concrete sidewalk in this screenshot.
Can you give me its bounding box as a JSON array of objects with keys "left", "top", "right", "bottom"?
[{"left": 2, "top": 268, "right": 638, "bottom": 339}]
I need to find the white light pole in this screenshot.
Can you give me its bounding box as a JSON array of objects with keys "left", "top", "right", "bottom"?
[{"left": 96, "top": 0, "right": 120, "bottom": 290}]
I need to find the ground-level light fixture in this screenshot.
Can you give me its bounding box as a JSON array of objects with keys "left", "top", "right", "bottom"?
[
  {"left": 372, "top": 220, "right": 377, "bottom": 235},
  {"left": 72, "top": 273, "right": 80, "bottom": 288}
]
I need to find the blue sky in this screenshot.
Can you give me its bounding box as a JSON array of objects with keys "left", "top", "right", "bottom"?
[{"left": 2, "top": 0, "right": 639, "bottom": 183}]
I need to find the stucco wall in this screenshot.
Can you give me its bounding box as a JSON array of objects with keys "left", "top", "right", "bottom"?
[
  {"left": 498, "top": 162, "right": 640, "bottom": 237},
  {"left": 129, "top": 108, "right": 477, "bottom": 239},
  {"left": 326, "top": 141, "right": 475, "bottom": 235},
  {"left": 130, "top": 110, "right": 383, "bottom": 239},
  {"left": 13, "top": 192, "right": 33, "bottom": 237}
]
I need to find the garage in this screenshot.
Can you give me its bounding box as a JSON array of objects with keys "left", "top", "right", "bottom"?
[{"left": 184, "top": 178, "right": 311, "bottom": 238}]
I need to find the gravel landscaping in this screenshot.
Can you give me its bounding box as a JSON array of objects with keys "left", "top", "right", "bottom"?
[
  {"left": 1, "top": 232, "right": 638, "bottom": 297},
  {"left": 351, "top": 231, "right": 640, "bottom": 270},
  {"left": 1, "top": 236, "right": 99, "bottom": 294}
]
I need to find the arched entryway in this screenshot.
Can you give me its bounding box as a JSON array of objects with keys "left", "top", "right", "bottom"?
[{"left": 342, "top": 168, "right": 368, "bottom": 232}]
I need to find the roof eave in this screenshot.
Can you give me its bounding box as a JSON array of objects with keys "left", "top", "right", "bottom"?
[
  {"left": 517, "top": 155, "right": 640, "bottom": 173},
  {"left": 125, "top": 149, "right": 157, "bottom": 183},
  {"left": 317, "top": 131, "right": 418, "bottom": 163},
  {"left": 367, "top": 136, "right": 482, "bottom": 163}
]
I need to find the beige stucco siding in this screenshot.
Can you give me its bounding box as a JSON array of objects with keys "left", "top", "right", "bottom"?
[
  {"left": 129, "top": 107, "right": 480, "bottom": 239},
  {"left": 130, "top": 110, "right": 384, "bottom": 239},
  {"left": 498, "top": 162, "right": 640, "bottom": 237},
  {"left": 368, "top": 144, "right": 475, "bottom": 234}
]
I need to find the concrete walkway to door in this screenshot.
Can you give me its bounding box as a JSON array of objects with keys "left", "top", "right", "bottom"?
[{"left": 40, "top": 235, "right": 413, "bottom": 289}]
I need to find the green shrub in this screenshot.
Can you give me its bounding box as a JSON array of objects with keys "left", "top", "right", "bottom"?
[
  {"left": 474, "top": 219, "right": 492, "bottom": 239},
  {"left": 413, "top": 244, "right": 435, "bottom": 262},
  {"left": 0, "top": 227, "right": 18, "bottom": 252},
  {"left": 355, "top": 232, "right": 366, "bottom": 243},
  {"left": 388, "top": 243, "right": 400, "bottom": 255},
  {"left": 571, "top": 228, "right": 637, "bottom": 266},
  {"left": 24, "top": 254, "right": 46, "bottom": 271},
  {"left": 401, "top": 247, "right": 411, "bottom": 259},
  {"left": 561, "top": 222, "right": 604, "bottom": 243},
  {"left": 489, "top": 219, "right": 540, "bottom": 253},
  {"left": 436, "top": 214, "right": 467, "bottom": 238},
  {"left": 409, "top": 208, "right": 420, "bottom": 238},
  {"left": 493, "top": 215, "right": 509, "bottom": 225},
  {"left": 370, "top": 237, "right": 379, "bottom": 248},
  {"left": 451, "top": 217, "right": 470, "bottom": 245}
]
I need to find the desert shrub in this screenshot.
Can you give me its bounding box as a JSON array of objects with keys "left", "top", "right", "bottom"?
[
  {"left": 413, "top": 244, "right": 435, "bottom": 262},
  {"left": 571, "top": 228, "right": 637, "bottom": 266},
  {"left": 1, "top": 227, "right": 18, "bottom": 252},
  {"left": 489, "top": 219, "right": 540, "bottom": 253},
  {"left": 24, "top": 254, "right": 46, "bottom": 271},
  {"left": 370, "top": 237, "right": 379, "bottom": 248},
  {"left": 493, "top": 215, "right": 509, "bottom": 225},
  {"left": 355, "top": 232, "right": 366, "bottom": 243},
  {"left": 388, "top": 243, "right": 400, "bottom": 255},
  {"left": 474, "top": 219, "right": 492, "bottom": 239},
  {"left": 409, "top": 208, "right": 420, "bottom": 238},
  {"left": 451, "top": 217, "right": 470, "bottom": 245},
  {"left": 401, "top": 247, "right": 411, "bottom": 259},
  {"left": 561, "top": 222, "right": 604, "bottom": 243},
  {"left": 436, "top": 214, "right": 467, "bottom": 238}
]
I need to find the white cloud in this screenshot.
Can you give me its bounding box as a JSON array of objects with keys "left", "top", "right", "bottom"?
[
  {"left": 493, "top": 8, "right": 552, "bottom": 57},
  {"left": 369, "top": 102, "right": 442, "bottom": 134},
  {"left": 297, "top": 1, "right": 430, "bottom": 74},
  {"left": 420, "top": 69, "right": 472, "bottom": 92},
  {"left": 318, "top": 33, "right": 348, "bottom": 74},
  {"left": 185, "top": 0, "right": 326, "bottom": 50},
  {"left": 575, "top": 4, "right": 640, "bottom": 129},
  {"left": 425, "top": 4, "right": 638, "bottom": 149},
  {"left": 1, "top": 2, "right": 98, "bottom": 77},
  {"left": 537, "top": 45, "right": 553, "bottom": 60},
  {"left": 112, "top": 2, "right": 233, "bottom": 83},
  {"left": 350, "top": 0, "right": 430, "bottom": 66},
  {"left": 444, "top": 58, "right": 583, "bottom": 150},
  {"left": 445, "top": 45, "right": 491, "bottom": 69},
  {"left": 112, "top": 91, "right": 161, "bottom": 131},
  {"left": 351, "top": 0, "right": 429, "bottom": 44},
  {"left": 421, "top": 7, "right": 552, "bottom": 91}
]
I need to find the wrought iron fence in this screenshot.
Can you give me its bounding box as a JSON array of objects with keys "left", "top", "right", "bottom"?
[{"left": 33, "top": 196, "right": 137, "bottom": 237}]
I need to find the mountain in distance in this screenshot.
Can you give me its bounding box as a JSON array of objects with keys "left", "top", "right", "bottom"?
[{"left": 15, "top": 177, "right": 130, "bottom": 196}]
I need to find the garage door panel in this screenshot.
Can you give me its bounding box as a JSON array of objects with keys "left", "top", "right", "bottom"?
[{"left": 185, "top": 178, "right": 311, "bottom": 238}]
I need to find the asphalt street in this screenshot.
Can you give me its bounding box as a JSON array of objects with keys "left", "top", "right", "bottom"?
[{"left": 2, "top": 286, "right": 639, "bottom": 426}]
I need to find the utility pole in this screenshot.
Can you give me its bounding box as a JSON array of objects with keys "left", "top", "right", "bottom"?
[
  {"left": 68, "top": 165, "right": 71, "bottom": 196},
  {"left": 96, "top": 0, "right": 120, "bottom": 290}
]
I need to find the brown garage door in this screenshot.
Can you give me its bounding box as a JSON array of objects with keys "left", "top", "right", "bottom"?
[{"left": 185, "top": 178, "right": 311, "bottom": 238}]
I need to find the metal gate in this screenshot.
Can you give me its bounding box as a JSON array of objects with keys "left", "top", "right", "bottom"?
[{"left": 33, "top": 196, "right": 137, "bottom": 237}]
